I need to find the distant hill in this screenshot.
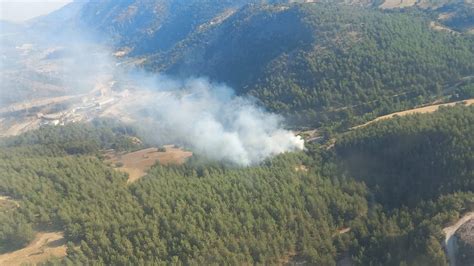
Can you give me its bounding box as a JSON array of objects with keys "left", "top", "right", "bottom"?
[
  {"left": 24, "top": 0, "right": 474, "bottom": 128},
  {"left": 141, "top": 3, "right": 474, "bottom": 126},
  {"left": 76, "top": 0, "right": 287, "bottom": 54}
]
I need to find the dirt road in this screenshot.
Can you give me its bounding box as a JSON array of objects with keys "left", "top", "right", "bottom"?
[
  {"left": 353, "top": 98, "right": 474, "bottom": 129},
  {"left": 0, "top": 231, "right": 67, "bottom": 266},
  {"left": 443, "top": 212, "right": 474, "bottom": 266}
]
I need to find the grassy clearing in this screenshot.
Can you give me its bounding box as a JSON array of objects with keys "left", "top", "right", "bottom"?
[
  {"left": 104, "top": 146, "right": 193, "bottom": 183},
  {"left": 0, "top": 232, "right": 66, "bottom": 266}
]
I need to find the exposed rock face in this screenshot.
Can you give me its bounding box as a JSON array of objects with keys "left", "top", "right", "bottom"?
[{"left": 455, "top": 219, "right": 474, "bottom": 266}]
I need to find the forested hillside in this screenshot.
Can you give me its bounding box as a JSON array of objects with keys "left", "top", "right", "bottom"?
[
  {"left": 144, "top": 3, "right": 474, "bottom": 127},
  {"left": 1, "top": 106, "right": 474, "bottom": 265},
  {"left": 22, "top": 0, "right": 474, "bottom": 128},
  {"left": 0, "top": 120, "right": 368, "bottom": 265},
  {"left": 2, "top": 0, "right": 474, "bottom": 265},
  {"left": 77, "top": 0, "right": 285, "bottom": 53},
  {"left": 336, "top": 104, "right": 474, "bottom": 208},
  {"left": 333, "top": 105, "right": 474, "bottom": 265}
]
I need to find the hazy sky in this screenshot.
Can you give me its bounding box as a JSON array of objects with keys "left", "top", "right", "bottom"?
[{"left": 0, "top": 0, "right": 72, "bottom": 23}]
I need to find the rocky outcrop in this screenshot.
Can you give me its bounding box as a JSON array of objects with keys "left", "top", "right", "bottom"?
[{"left": 455, "top": 219, "right": 474, "bottom": 266}]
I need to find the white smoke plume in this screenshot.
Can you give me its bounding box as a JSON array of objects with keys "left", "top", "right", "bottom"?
[
  {"left": 124, "top": 75, "right": 305, "bottom": 166},
  {"left": 0, "top": 14, "right": 305, "bottom": 166}
]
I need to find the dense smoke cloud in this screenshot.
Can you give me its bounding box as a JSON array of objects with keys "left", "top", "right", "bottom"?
[
  {"left": 127, "top": 75, "right": 305, "bottom": 165},
  {"left": 0, "top": 16, "right": 304, "bottom": 166}
]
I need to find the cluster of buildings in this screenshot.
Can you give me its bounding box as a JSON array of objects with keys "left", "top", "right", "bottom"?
[{"left": 37, "top": 96, "right": 118, "bottom": 127}]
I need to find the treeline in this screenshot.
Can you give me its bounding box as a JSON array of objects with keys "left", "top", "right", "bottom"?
[
  {"left": 2, "top": 106, "right": 474, "bottom": 265},
  {"left": 0, "top": 121, "right": 368, "bottom": 265},
  {"left": 1, "top": 118, "right": 141, "bottom": 155},
  {"left": 333, "top": 105, "right": 474, "bottom": 265},
  {"left": 335, "top": 105, "right": 474, "bottom": 208}
]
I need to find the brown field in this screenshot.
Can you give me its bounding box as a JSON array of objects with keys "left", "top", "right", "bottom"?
[
  {"left": 105, "top": 145, "right": 193, "bottom": 183},
  {"left": 353, "top": 98, "right": 474, "bottom": 129},
  {"left": 0, "top": 232, "right": 66, "bottom": 266}
]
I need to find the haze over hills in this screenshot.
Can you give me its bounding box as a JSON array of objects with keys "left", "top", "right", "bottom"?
[
  {"left": 0, "top": 0, "right": 474, "bottom": 265},
  {"left": 29, "top": 0, "right": 473, "bottom": 128}
]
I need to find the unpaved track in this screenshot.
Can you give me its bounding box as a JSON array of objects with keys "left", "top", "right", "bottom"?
[
  {"left": 353, "top": 98, "right": 474, "bottom": 129},
  {"left": 0, "top": 232, "right": 66, "bottom": 266},
  {"left": 443, "top": 212, "right": 474, "bottom": 266}
]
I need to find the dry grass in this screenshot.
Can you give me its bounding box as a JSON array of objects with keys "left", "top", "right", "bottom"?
[
  {"left": 0, "top": 196, "right": 19, "bottom": 212},
  {"left": 0, "top": 95, "right": 79, "bottom": 114},
  {"left": 294, "top": 165, "right": 308, "bottom": 173},
  {"left": 0, "top": 232, "right": 66, "bottom": 266},
  {"left": 0, "top": 117, "right": 41, "bottom": 137},
  {"left": 353, "top": 98, "right": 474, "bottom": 129},
  {"left": 105, "top": 146, "right": 193, "bottom": 183},
  {"left": 379, "top": 0, "right": 417, "bottom": 9},
  {"left": 333, "top": 227, "right": 351, "bottom": 237},
  {"left": 429, "top": 21, "right": 457, "bottom": 34}
]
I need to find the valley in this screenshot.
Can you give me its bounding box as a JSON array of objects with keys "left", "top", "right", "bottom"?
[{"left": 0, "top": 0, "right": 474, "bottom": 265}]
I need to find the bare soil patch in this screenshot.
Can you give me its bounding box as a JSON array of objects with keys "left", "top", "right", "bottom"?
[
  {"left": 380, "top": 0, "right": 416, "bottom": 9},
  {"left": 294, "top": 165, "right": 308, "bottom": 173},
  {"left": 105, "top": 146, "right": 193, "bottom": 183},
  {"left": 0, "top": 232, "right": 66, "bottom": 266},
  {"left": 430, "top": 21, "right": 457, "bottom": 34}
]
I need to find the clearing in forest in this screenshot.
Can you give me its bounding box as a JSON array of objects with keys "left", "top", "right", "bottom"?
[
  {"left": 104, "top": 145, "right": 193, "bottom": 183},
  {"left": 0, "top": 196, "right": 19, "bottom": 212},
  {"left": 353, "top": 98, "right": 474, "bottom": 129},
  {"left": 0, "top": 232, "right": 66, "bottom": 266}
]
